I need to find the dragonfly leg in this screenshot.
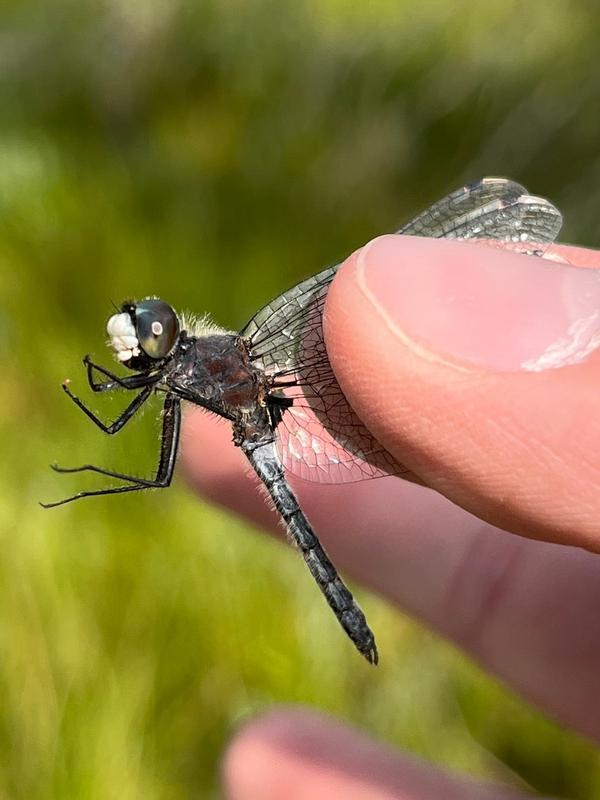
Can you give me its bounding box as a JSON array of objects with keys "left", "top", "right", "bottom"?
[
  {"left": 42, "top": 395, "right": 181, "bottom": 508},
  {"left": 83, "top": 355, "right": 156, "bottom": 393},
  {"left": 62, "top": 382, "right": 154, "bottom": 434}
]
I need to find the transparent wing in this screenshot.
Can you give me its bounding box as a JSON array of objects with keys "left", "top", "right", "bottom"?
[
  {"left": 240, "top": 178, "right": 563, "bottom": 483},
  {"left": 397, "top": 177, "right": 563, "bottom": 251},
  {"left": 240, "top": 265, "right": 337, "bottom": 375},
  {"left": 256, "top": 281, "right": 410, "bottom": 483}
]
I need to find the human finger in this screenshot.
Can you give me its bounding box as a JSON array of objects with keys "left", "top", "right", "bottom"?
[
  {"left": 223, "top": 707, "right": 538, "bottom": 800},
  {"left": 325, "top": 237, "right": 600, "bottom": 551},
  {"left": 181, "top": 411, "right": 600, "bottom": 741}
]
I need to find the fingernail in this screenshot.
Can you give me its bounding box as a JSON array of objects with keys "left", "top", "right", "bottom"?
[{"left": 356, "top": 235, "right": 600, "bottom": 372}]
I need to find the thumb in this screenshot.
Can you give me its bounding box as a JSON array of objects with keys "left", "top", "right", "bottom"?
[{"left": 325, "top": 235, "right": 600, "bottom": 551}]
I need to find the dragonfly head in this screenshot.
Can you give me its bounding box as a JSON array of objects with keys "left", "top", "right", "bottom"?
[{"left": 106, "top": 298, "right": 180, "bottom": 370}]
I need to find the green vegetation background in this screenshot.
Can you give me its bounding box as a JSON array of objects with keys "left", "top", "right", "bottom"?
[{"left": 2, "top": 1, "right": 600, "bottom": 797}]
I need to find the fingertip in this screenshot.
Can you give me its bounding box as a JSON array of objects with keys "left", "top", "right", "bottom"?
[
  {"left": 222, "top": 707, "right": 529, "bottom": 800},
  {"left": 222, "top": 707, "right": 384, "bottom": 800}
]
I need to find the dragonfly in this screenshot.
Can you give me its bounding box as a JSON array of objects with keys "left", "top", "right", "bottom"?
[{"left": 44, "top": 178, "right": 563, "bottom": 663}]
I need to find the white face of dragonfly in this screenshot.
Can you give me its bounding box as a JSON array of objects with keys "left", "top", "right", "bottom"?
[{"left": 106, "top": 312, "right": 141, "bottom": 362}]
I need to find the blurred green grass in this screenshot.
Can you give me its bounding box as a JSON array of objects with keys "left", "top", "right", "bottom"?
[{"left": 2, "top": 0, "right": 600, "bottom": 796}]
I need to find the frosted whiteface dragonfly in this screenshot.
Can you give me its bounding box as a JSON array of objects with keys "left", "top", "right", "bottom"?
[{"left": 44, "top": 178, "right": 562, "bottom": 663}]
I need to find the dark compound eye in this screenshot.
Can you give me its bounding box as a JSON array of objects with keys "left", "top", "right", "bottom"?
[{"left": 134, "top": 299, "right": 180, "bottom": 359}]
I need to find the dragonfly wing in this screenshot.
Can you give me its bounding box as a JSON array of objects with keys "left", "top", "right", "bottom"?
[
  {"left": 398, "top": 177, "right": 563, "bottom": 254},
  {"left": 275, "top": 398, "right": 407, "bottom": 483},
  {"left": 241, "top": 178, "right": 563, "bottom": 484},
  {"left": 240, "top": 266, "right": 336, "bottom": 374}
]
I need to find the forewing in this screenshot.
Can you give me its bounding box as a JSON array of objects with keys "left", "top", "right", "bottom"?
[
  {"left": 241, "top": 178, "right": 563, "bottom": 483},
  {"left": 241, "top": 266, "right": 336, "bottom": 374},
  {"left": 398, "top": 177, "right": 563, "bottom": 253}
]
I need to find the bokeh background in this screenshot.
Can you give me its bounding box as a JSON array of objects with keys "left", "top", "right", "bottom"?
[{"left": 2, "top": 1, "right": 600, "bottom": 797}]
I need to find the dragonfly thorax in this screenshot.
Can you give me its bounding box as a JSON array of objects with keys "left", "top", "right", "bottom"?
[{"left": 165, "top": 333, "right": 263, "bottom": 420}]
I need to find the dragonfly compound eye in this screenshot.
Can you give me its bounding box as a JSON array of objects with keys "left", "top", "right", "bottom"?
[{"left": 134, "top": 299, "right": 180, "bottom": 359}]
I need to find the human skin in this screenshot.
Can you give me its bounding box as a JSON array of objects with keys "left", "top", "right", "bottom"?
[{"left": 181, "top": 236, "right": 600, "bottom": 799}]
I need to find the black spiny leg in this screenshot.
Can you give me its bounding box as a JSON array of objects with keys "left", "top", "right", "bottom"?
[
  {"left": 41, "top": 395, "right": 181, "bottom": 508},
  {"left": 61, "top": 382, "right": 154, "bottom": 435},
  {"left": 83, "top": 355, "right": 157, "bottom": 393}
]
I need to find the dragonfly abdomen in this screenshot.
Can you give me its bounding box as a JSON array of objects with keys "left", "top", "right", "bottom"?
[{"left": 241, "top": 437, "right": 378, "bottom": 664}]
